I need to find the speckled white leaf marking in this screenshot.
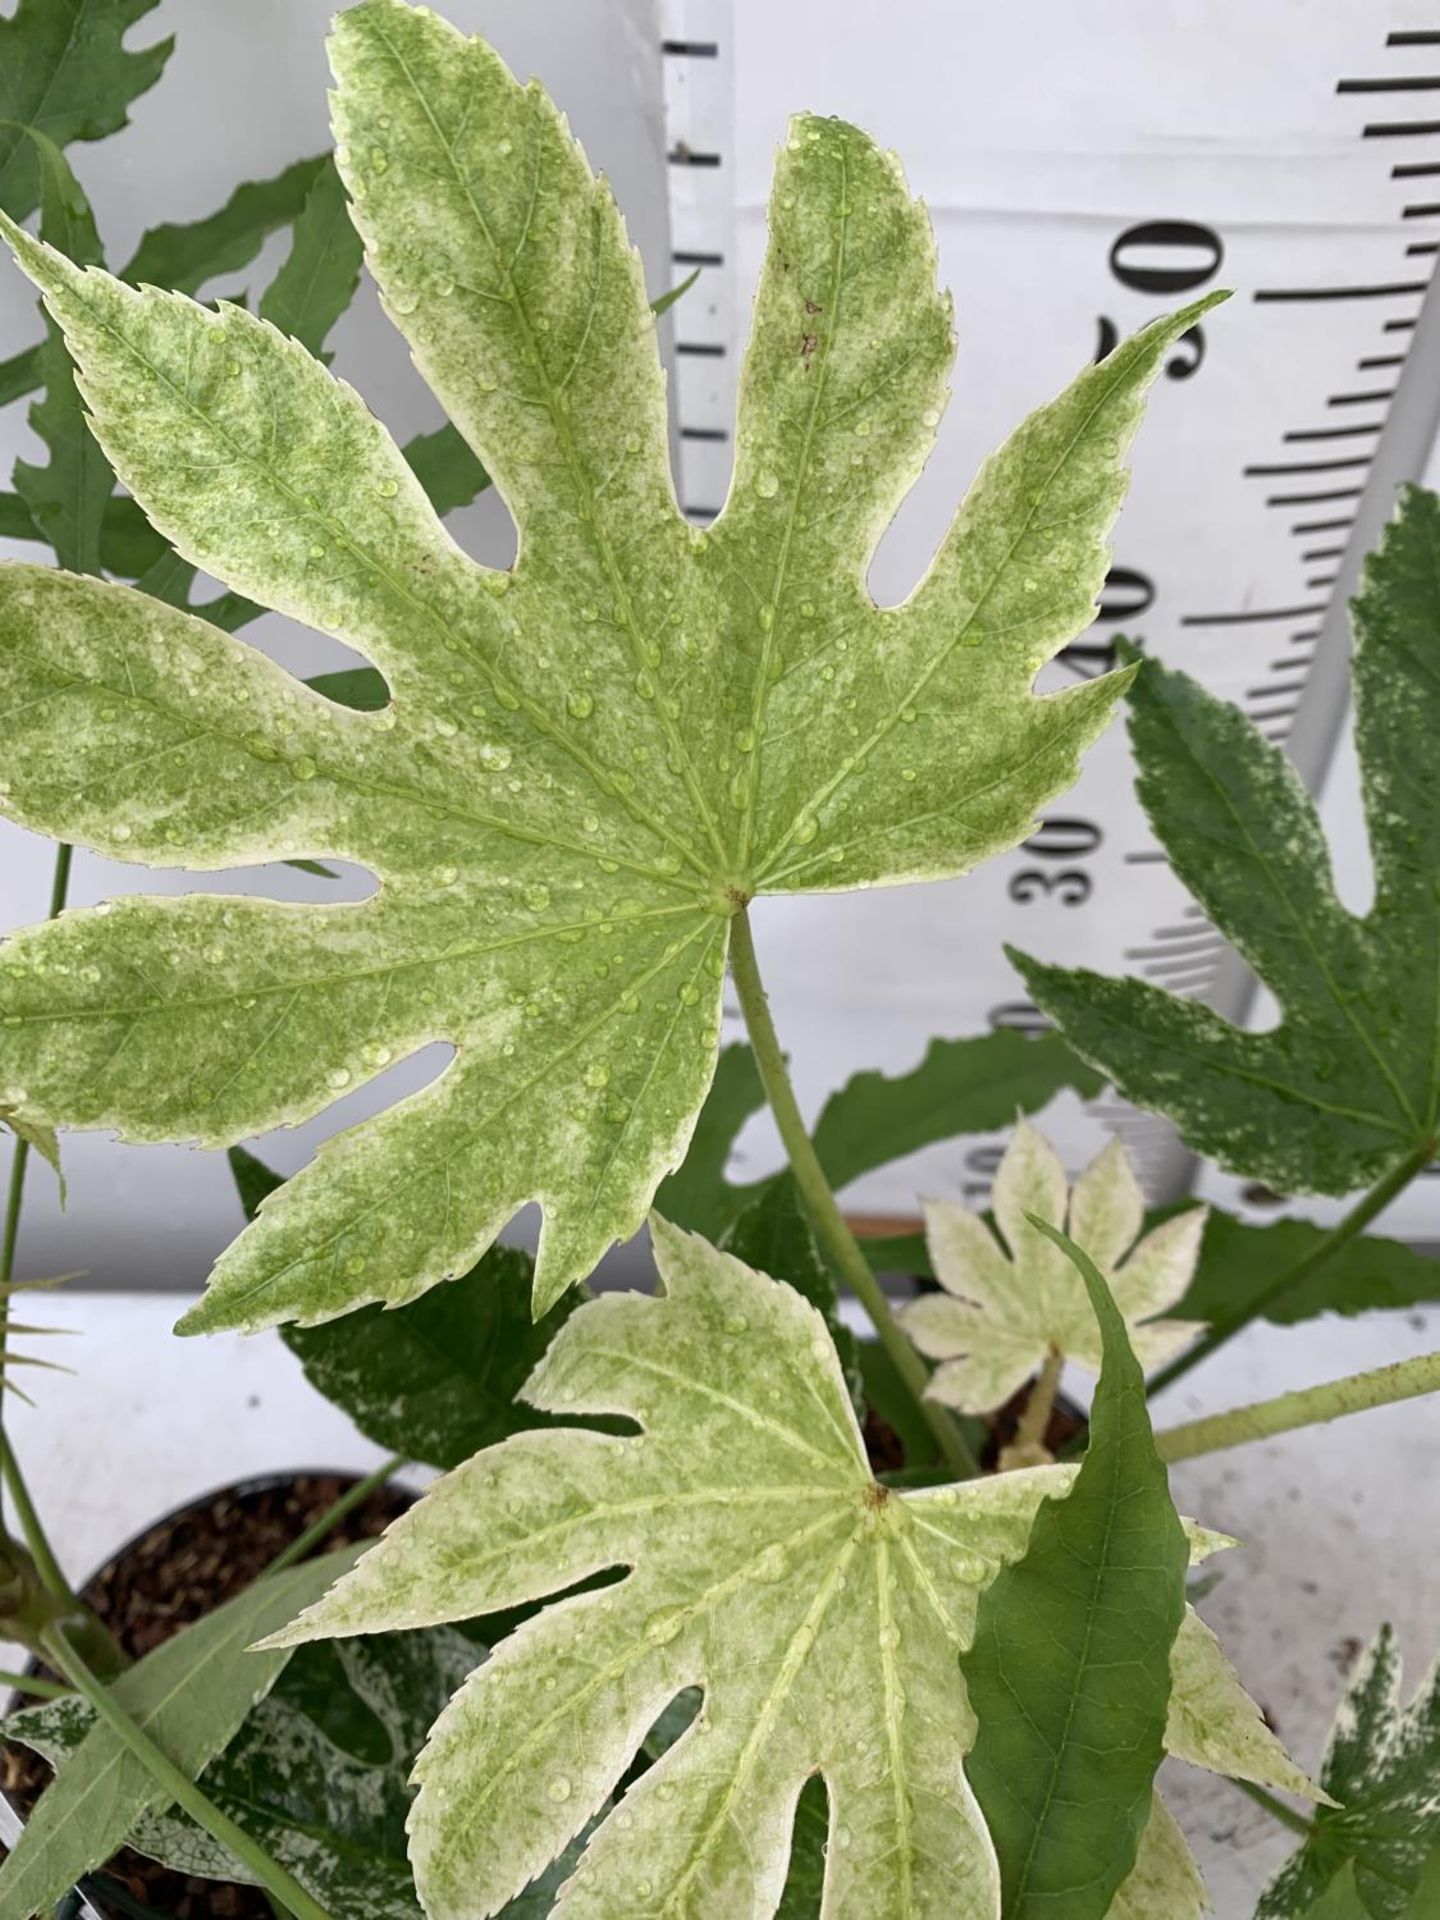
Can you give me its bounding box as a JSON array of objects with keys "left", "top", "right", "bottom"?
[
  {"left": 265, "top": 1221, "right": 1308, "bottom": 1920},
  {"left": 0, "top": 0, "right": 1219, "bottom": 1330}
]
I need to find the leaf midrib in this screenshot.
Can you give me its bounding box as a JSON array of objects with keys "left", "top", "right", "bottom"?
[
  {"left": 4, "top": 633, "right": 699, "bottom": 891},
  {"left": 367, "top": 13, "right": 729, "bottom": 879}
]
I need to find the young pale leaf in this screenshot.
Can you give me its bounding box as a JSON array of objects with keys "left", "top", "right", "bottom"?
[
  {"left": 10, "top": 1629, "right": 526, "bottom": 1919},
  {"left": 1258, "top": 1626, "right": 1440, "bottom": 1920},
  {"left": 11, "top": 131, "right": 113, "bottom": 577},
  {"left": 0, "top": 1549, "right": 354, "bottom": 1920},
  {"left": 265, "top": 1217, "right": 1304, "bottom": 1920},
  {"left": 658, "top": 1031, "right": 1102, "bottom": 1243},
  {"left": 0, "top": 0, "right": 172, "bottom": 223},
  {"left": 1016, "top": 485, "right": 1440, "bottom": 1199},
  {"left": 231, "top": 1147, "right": 586, "bottom": 1470},
  {"left": 900, "top": 1122, "right": 1204, "bottom": 1412},
  {"left": 0, "top": 0, "right": 1217, "bottom": 1331},
  {"left": 958, "top": 1217, "right": 1189, "bottom": 1918}
]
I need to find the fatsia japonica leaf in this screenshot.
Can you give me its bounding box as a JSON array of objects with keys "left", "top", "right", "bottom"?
[
  {"left": 959, "top": 1219, "right": 1188, "bottom": 1919},
  {"left": 0, "top": 0, "right": 172, "bottom": 224},
  {"left": 231, "top": 1146, "right": 587, "bottom": 1470},
  {"left": 0, "top": 0, "right": 1216, "bottom": 1331},
  {"left": 1258, "top": 1626, "right": 1440, "bottom": 1920},
  {"left": 1172, "top": 1207, "right": 1440, "bottom": 1329},
  {"left": 11, "top": 130, "right": 113, "bottom": 576},
  {"left": 265, "top": 1217, "right": 1309, "bottom": 1920},
  {"left": 8, "top": 1628, "right": 581, "bottom": 1920},
  {"left": 1016, "top": 485, "right": 1440, "bottom": 1199},
  {"left": 900, "top": 1122, "right": 1204, "bottom": 1413},
  {"left": 0, "top": 1549, "right": 354, "bottom": 1920},
  {"left": 657, "top": 1030, "right": 1103, "bottom": 1243}
]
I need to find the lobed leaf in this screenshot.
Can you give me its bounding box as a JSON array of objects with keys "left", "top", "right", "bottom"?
[
  {"left": 658, "top": 1031, "right": 1101, "bottom": 1244},
  {"left": 0, "top": 1549, "right": 354, "bottom": 1920},
  {"left": 0, "top": 0, "right": 172, "bottom": 224},
  {"left": 232, "top": 1147, "right": 587, "bottom": 1469},
  {"left": 959, "top": 1218, "right": 1188, "bottom": 1918},
  {"left": 1016, "top": 486, "right": 1440, "bottom": 1199},
  {"left": 11, "top": 1629, "right": 529, "bottom": 1919},
  {"left": 10, "top": 132, "right": 112, "bottom": 577},
  {"left": 0, "top": 0, "right": 1217, "bottom": 1330},
  {"left": 265, "top": 1218, "right": 1305, "bottom": 1920},
  {"left": 1258, "top": 1626, "right": 1440, "bottom": 1920},
  {"left": 1173, "top": 1208, "right": 1440, "bottom": 1329},
  {"left": 901, "top": 1123, "right": 1203, "bottom": 1413}
]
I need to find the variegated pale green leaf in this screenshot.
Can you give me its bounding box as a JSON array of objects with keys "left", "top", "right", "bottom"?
[
  {"left": 1109, "top": 1797, "right": 1205, "bottom": 1920},
  {"left": 265, "top": 1218, "right": 1304, "bottom": 1920},
  {"left": 1259, "top": 1626, "right": 1440, "bottom": 1920},
  {"left": 0, "top": 0, "right": 1218, "bottom": 1330},
  {"left": 1016, "top": 483, "right": 1440, "bottom": 1201},
  {"left": 900, "top": 1122, "right": 1205, "bottom": 1413}
]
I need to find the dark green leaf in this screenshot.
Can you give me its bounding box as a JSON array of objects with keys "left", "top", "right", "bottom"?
[
  {"left": 718, "top": 1172, "right": 864, "bottom": 1416},
  {"left": 1175, "top": 1209, "right": 1440, "bottom": 1328},
  {"left": 0, "top": 343, "right": 41, "bottom": 409},
  {"left": 401, "top": 420, "right": 491, "bottom": 516},
  {"left": 1016, "top": 487, "right": 1440, "bottom": 1200},
  {"left": 121, "top": 154, "right": 327, "bottom": 296},
  {"left": 0, "top": 1550, "right": 354, "bottom": 1920},
  {"left": 1258, "top": 1625, "right": 1440, "bottom": 1920},
  {"left": 777, "top": 1776, "right": 827, "bottom": 1919},
  {"left": 230, "top": 1148, "right": 585, "bottom": 1470},
  {"left": 661, "top": 1032, "right": 1100, "bottom": 1242},
  {"left": 960, "top": 1217, "right": 1188, "bottom": 1919},
  {"left": 257, "top": 157, "right": 363, "bottom": 358},
  {"left": 0, "top": 491, "right": 39, "bottom": 541},
  {"left": 857, "top": 1338, "right": 941, "bottom": 1469},
  {"left": 0, "top": 0, "right": 172, "bottom": 223},
  {"left": 649, "top": 265, "right": 700, "bottom": 320},
  {"left": 11, "top": 132, "right": 112, "bottom": 575},
  {"left": 11, "top": 1627, "right": 581, "bottom": 1918},
  {"left": 654, "top": 1042, "right": 766, "bottom": 1237},
  {"left": 307, "top": 665, "right": 391, "bottom": 711},
  {"left": 811, "top": 1029, "right": 1103, "bottom": 1194}
]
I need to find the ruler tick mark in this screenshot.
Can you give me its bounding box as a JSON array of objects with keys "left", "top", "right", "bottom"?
[
  {"left": 1283, "top": 423, "right": 1383, "bottom": 442},
  {"left": 1340, "top": 76, "right": 1440, "bottom": 94},
  {"left": 1392, "top": 161, "right": 1440, "bottom": 177},
  {"left": 1245, "top": 455, "right": 1374, "bottom": 475},
  {"left": 1267, "top": 486, "right": 1365, "bottom": 506},
  {"left": 1254, "top": 281, "right": 1427, "bottom": 301},
  {"left": 1180, "top": 604, "right": 1325, "bottom": 627},
  {"left": 1363, "top": 118, "right": 1440, "bottom": 138},
  {"left": 1328, "top": 388, "right": 1396, "bottom": 404}
]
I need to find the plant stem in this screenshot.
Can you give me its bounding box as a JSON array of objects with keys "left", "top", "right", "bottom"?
[
  {"left": 1155, "top": 1349, "right": 1440, "bottom": 1464},
  {"left": 727, "top": 907, "right": 980, "bottom": 1479},
  {"left": 1149, "top": 1138, "right": 1435, "bottom": 1397},
  {"left": 265, "top": 1453, "right": 408, "bottom": 1575},
  {"left": 1013, "top": 1344, "right": 1063, "bottom": 1458},
  {"left": 0, "top": 1428, "right": 70, "bottom": 1609},
  {"left": 1231, "top": 1776, "right": 1313, "bottom": 1838},
  {"left": 39, "top": 1622, "right": 335, "bottom": 1920},
  {"left": 0, "top": 1665, "right": 68, "bottom": 1700}
]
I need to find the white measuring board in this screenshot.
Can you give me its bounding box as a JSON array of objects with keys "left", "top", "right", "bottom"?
[{"left": 660, "top": 2, "right": 1440, "bottom": 1236}]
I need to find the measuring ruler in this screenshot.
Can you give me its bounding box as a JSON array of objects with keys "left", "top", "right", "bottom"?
[{"left": 657, "top": 1, "right": 1440, "bottom": 1238}]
